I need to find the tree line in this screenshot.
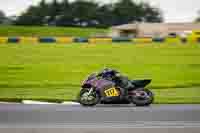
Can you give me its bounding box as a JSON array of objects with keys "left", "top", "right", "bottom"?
[
  {"left": 0, "top": 10, "right": 6, "bottom": 24},
  {"left": 14, "top": 0, "right": 163, "bottom": 27}
]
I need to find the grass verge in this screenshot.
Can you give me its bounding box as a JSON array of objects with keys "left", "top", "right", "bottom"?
[
  {"left": 0, "top": 43, "right": 200, "bottom": 104},
  {"left": 0, "top": 26, "right": 107, "bottom": 37}
]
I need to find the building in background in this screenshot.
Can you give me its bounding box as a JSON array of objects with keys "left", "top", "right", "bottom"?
[{"left": 110, "top": 23, "right": 200, "bottom": 38}]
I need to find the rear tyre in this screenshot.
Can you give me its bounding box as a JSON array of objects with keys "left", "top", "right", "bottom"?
[
  {"left": 131, "top": 89, "right": 154, "bottom": 106},
  {"left": 78, "top": 88, "right": 100, "bottom": 107}
]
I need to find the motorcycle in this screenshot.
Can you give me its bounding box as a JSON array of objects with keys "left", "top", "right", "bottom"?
[{"left": 78, "top": 72, "right": 154, "bottom": 106}]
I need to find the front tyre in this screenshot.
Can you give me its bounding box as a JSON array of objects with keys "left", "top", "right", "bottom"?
[
  {"left": 131, "top": 89, "right": 154, "bottom": 106},
  {"left": 78, "top": 88, "right": 100, "bottom": 107}
]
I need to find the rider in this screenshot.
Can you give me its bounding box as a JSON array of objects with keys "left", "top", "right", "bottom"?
[{"left": 97, "top": 68, "right": 135, "bottom": 95}]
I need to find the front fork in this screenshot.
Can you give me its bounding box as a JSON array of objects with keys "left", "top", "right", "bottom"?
[{"left": 87, "top": 87, "right": 94, "bottom": 96}]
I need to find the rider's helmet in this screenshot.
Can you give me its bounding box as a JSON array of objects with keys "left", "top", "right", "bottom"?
[{"left": 98, "top": 68, "right": 120, "bottom": 80}]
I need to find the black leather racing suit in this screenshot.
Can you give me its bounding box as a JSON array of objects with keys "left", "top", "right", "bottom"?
[{"left": 114, "top": 74, "right": 135, "bottom": 95}]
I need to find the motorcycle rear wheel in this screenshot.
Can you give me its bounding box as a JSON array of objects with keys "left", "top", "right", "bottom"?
[
  {"left": 131, "top": 89, "right": 154, "bottom": 106},
  {"left": 78, "top": 88, "right": 100, "bottom": 107}
]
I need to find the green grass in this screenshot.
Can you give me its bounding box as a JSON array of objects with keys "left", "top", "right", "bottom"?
[
  {"left": 0, "top": 26, "right": 108, "bottom": 37},
  {"left": 0, "top": 43, "right": 200, "bottom": 103}
]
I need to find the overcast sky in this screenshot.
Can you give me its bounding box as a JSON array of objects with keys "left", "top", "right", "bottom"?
[{"left": 0, "top": 0, "right": 199, "bottom": 22}]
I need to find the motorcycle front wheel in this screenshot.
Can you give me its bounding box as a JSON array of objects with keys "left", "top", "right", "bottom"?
[
  {"left": 131, "top": 89, "right": 154, "bottom": 106},
  {"left": 78, "top": 88, "right": 100, "bottom": 107}
]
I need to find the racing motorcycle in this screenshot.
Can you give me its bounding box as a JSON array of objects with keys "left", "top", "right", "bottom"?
[{"left": 78, "top": 69, "right": 154, "bottom": 106}]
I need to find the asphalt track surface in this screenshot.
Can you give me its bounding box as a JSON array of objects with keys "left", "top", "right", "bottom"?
[{"left": 0, "top": 104, "right": 200, "bottom": 133}]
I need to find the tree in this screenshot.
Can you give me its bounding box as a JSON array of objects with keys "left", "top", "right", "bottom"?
[
  {"left": 48, "top": 0, "right": 63, "bottom": 25},
  {"left": 112, "top": 0, "right": 163, "bottom": 25},
  {"left": 15, "top": 6, "right": 43, "bottom": 25},
  {"left": 96, "top": 4, "right": 114, "bottom": 27},
  {"left": 57, "top": 0, "right": 74, "bottom": 26},
  {"left": 38, "top": 0, "right": 51, "bottom": 24},
  {"left": 195, "top": 10, "right": 200, "bottom": 22},
  {"left": 112, "top": 0, "right": 139, "bottom": 25},
  {"left": 15, "top": 0, "right": 49, "bottom": 25},
  {"left": 0, "top": 10, "right": 6, "bottom": 24},
  {"left": 70, "top": 0, "right": 99, "bottom": 27},
  {"left": 142, "top": 3, "right": 163, "bottom": 22}
]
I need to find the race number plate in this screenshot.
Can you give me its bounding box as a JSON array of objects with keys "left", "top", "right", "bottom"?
[{"left": 104, "top": 88, "right": 119, "bottom": 97}]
